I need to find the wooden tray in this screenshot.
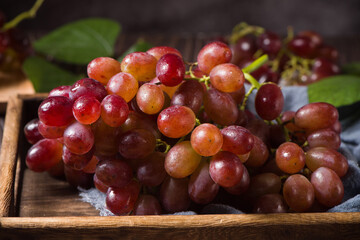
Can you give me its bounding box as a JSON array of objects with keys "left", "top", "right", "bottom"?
[{"left": 0, "top": 94, "right": 360, "bottom": 240}]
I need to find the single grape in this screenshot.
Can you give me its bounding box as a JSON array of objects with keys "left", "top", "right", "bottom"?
[
  {"left": 69, "top": 78, "right": 107, "bottom": 102},
  {"left": 230, "top": 36, "right": 257, "bottom": 66},
  {"left": 121, "top": 52, "right": 157, "bottom": 82},
  {"left": 147, "top": 46, "right": 182, "bottom": 60},
  {"left": 209, "top": 63, "right": 245, "bottom": 93},
  {"left": 221, "top": 125, "right": 254, "bottom": 155},
  {"left": 307, "top": 129, "right": 341, "bottom": 150},
  {"left": 24, "top": 118, "right": 43, "bottom": 144},
  {"left": 224, "top": 166, "right": 250, "bottom": 195},
  {"left": 165, "top": 141, "right": 202, "bottom": 178},
  {"left": 190, "top": 123, "right": 223, "bottom": 157},
  {"left": 171, "top": 79, "right": 204, "bottom": 114},
  {"left": 310, "top": 167, "right": 344, "bottom": 207},
  {"left": 209, "top": 151, "right": 244, "bottom": 188},
  {"left": 287, "top": 36, "right": 317, "bottom": 58},
  {"left": 294, "top": 102, "right": 338, "bottom": 131},
  {"left": 92, "top": 118, "right": 122, "bottom": 157},
  {"left": 188, "top": 161, "right": 219, "bottom": 204},
  {"left": 63, "top": 122, "right": 94, "bottom": 155},
  {"left": 136, "top": 83, "right": 165, "bottom": 115},
  {"left": 247, "top": 172, "right": 281, "bottom": 199},
  {"left": 298, "top": 31, "right": 323, "bottom": 49},
  {"left": 253, "top": 194, "right": 288, "bottom": 213},
  {"left": 245, "top": 135, "right": 269, "bottom": 168},
  {"left": 101, "top": 94, "right": 129, "bottom": 127},
  {"left": 62, "top": 145, "right": 94, "bottom": 171},
  {"left": 95, "top": 159, "right": 133, "bottom": 188},
  {"left": 156, "top": 53, "right": 185, "bottom": 87},
  {"left": 203, "top": 88, "right": 238, "bottom": 126},
  {"left": 48, "top": 85, "right": 71, "bottom": 99},
  {"left": 137, "top": 151, "right": 166, "bottom": 187},
  {"left": 38, "top": 96, "right": 74, "bottom": 127},
  {"left": 317, "top": 45, "right": 339, "bottom": 62},
  {"left": 133, "top": 194, "right": 162, "bottom": 215},
  {"left": 118, "top": 129, "right": 156, "bottom": 159},
  {"left": 276, "top": 142, "right": 305, "bottom": 174},
  {"left": 107, "top": 72, "right": 139, "bottom": 103},
  {"left": 305, "top": 147, "right": 348, "bottom": 177},
  {"left": 255, "top": 83, "right": 284, "bottom": 121},
  {"left": 283, "top": 174, "right": 315, "bottom": 212},
  {"left": 157, "top": 105, "right": 196, "bottom": 138},
  {"left": 25, "top": 139, "right": 63, "bottom": 172},
  {"left": 120, "top": 111, "right": 160, "bottom": 139},
  {"left": 106, "top": 180, "right": 140, "bottom": 215},
  {"left": 197, "top": 41, "right": 232, "bottom": 75},
  {"left": 159, "top": 176, "right": 191, "bottom": 213},
  {"left": 72, "top": 96, "right": 101, "bottom": 125},
  {"left": 87, "top": 57, "right": 121, "bottom": 85},
  {"left": 257, "top": 31, "right": 282, "bottom": 55}
]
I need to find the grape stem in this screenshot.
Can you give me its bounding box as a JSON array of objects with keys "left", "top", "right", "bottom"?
[
  {"left": 2, "top": 0, "right": 45, "bottom": 31},
  {"left": 240, "top": 85, "right": 256, "bottom": 111},
  {"left": 156, "top": 139, "right": 171, "bottom": 153},
  {"left": 242, "top": 54, "right": 269, "bottom": 74},
  {"left": 276, "top": 117, "right": 291, "bottom": 142},
  {"left": 230, "top": 22, "right": 265, "bottom": 44},
  {"left": 195, "top": 118, "right": 201, "bottom": 126},
  {"left": 244, "top": 73, "right": 260, "bottom": 89}
]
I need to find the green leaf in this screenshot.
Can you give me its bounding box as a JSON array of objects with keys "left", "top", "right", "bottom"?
[
  {"left": 118, "top": 38, "right": 153, "bottom": 62},
  {"left": 23, "top": 56, "right": 80, "bottom": 92},
  {"left": 342, "top": 62, "right": 360, "bottom": 76},
  {"left": 307, "top": 75, "right": 360, "bottom": 107},
  {"left": 34, "top": 18, "right": 121, "bottom": 64}
]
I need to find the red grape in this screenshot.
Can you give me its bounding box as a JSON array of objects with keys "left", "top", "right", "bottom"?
[
  {"left": 107, "top": 72, "right": 139, "bottom": 103},
  {"left": 221, "top": 125, "right": 254, "bottom": 155},
  {"left": 69, "top": 78, "right": 107, "bottom": 102},
  {"left": 156, "top": 53, "right": 185, "bottom": 87},
  {"left": 72, "top": 96, "right": 101, "bottom": 125},
  {"left": 87, "top": 57, "right": 121, "bottom": 85},
  {"left": 255, "top": 83, "right": 284, "bottom": 121},
  {"left": 253, "top": 194, "right": 288, "bottom": 213},
  {"left": 134, "top": 194, "right": 162, "bottom": 215},
  {"left": 106, "top": 180, "right": 140, "bottom": 215},
  {"left": 101, "top": 94, "right": 129, "bottom": 127},
  {"left": 136, "top": 83, "right": 165, "bottom": 114},
  {"left": 118, "top": 129, "right": 156, "bottom": 159},
  {"left": 171, "top": 79, "right": 204, "bottom": 114},
  {"left": 257, "top": 31, "right": 282, "bottom": 55},
  {"left": 190, "top": 123, "right": 223, "bottom": 157},
  {"left": 38, "top": 96, "right": 74, "bottom": 127},
  {"left": 147, "top": 46, "right": 182, "bottom": 60},
  {"left": 160, "top": 176, "right": 191, "bottom": 213},
  {"left": 209, "top": 63, "right": 244, "bottom": 93},
  {"left": 276, "top": 142, "right": 305, "bottom": 174},
  {"left": 197, "top": 41, "right": 232, "bottom": 75},
  {"left": 24, "top": 118, "right": 43, "bottom": 144},
  {"left": 95, "top": 159, "right": 133, "bottom": 188},
  {"left": 63, "top": 122, "right": 94, "bottom": 155}
]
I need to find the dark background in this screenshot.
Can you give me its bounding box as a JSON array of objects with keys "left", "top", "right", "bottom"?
[{"left": 1, "top": 0, "right": 360, "bottom": 37}]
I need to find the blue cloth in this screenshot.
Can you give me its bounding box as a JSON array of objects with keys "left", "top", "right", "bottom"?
[{"left": 79, "top": 85, "right": 360, "bottom": 214}]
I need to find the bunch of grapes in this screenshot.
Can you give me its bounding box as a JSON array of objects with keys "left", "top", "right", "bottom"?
[
  {"left": 24, "top": 40, "right": 348, "bottom": 215},
  {"left": 0, "top": 10, "right": 32, "bottom": 73},
  {"left": 228, "top": 22, "right": 340, "bottom": 86}
]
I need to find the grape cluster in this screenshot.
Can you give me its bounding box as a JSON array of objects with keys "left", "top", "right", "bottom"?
[
  {"left": 24, "top": 40, "right": 348, "bottom": 215},
  {"left": 228, "top": 22, "right": 340, "bottom": 86},
  {"left": 0, "top": 10, "right": 32, "bottom": 72}
]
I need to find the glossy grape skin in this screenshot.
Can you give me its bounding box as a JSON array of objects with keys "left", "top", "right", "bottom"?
[
  {"left": 188, "top": 161, "right": 219, "bottom": 204},
  {"left": 160, "top": 176, "right": 191, "bottom": 213},
  {"left": 298, "top": 31, "right": 323, "bottom": 49},
  {"left": 209, "top": 151, "right": 244, "bottom": 188},
  {"left": 72, "top": 96, "right": 101, "bottom": 125},
  {"left": 63, "top": 122, "right": 94, "bottom": 155},
  {"left": 307, "top": 129, "right": 341, "bottom": 150},
  {"left": 24, "top": 118, "right": 43, "bottom": 144},
  {"left": 276, "top": 142, "right": 305, "bottom": 174},
  {"left": 224, "top": 166, "right": 250, "bottom": 195},
  {"left": 230, "top": 36, "right": 257, "bottom": 66},
  {"left": 107, "top": 72, "right": 139, "bottom": 103},
  {"left": 25, "top": 139, "right": 63, "bottom": 172},
  {"left": 48, "top": 85, "right": 71, "bottom": 98},
  {"left": 120, "top": 111, "right": 160, "bottom": 139},
  {"left": 294, "top": 102, "right": 338, "bottom": 131},
  {"left": 197, "top": 41, "right": 232, "bottom": 75},
  {"left": 87, "top": 57, "right": 121, "bottom": 85},
  {"left": 203, "top": 88, "right": 238, "bottom": 126},
  {"left": 311, "top": 167, "right": 344, "bottom": 207},
  {"left": 257, "top": 31, "right": 282, "bottom": 55},
  {"left": 221, "top": 125, "right": 254, "bottom": 155},
  {"left": 150, "top": 77, "right": 183, "bottom": 99},
  {"left": 209, "top": 63, "right": 245, "bottom": 93},
  {"left": 106, "top": 180, "right": 140, "bottom": 215},
  {"left": 38, "top": 96, "right": 74, "bottom": 127},
  {"left": 121, "top": 52, "right": 157, "bottom": 82},
  {"left": 134, "top": 194, "right": 162, "bottom": 215},
  {"left": 190, "top": 123, "right": 223, "bottom": 157},
  {"left": 95, "top": 159, "right": 133, "bottom": 188},
  {"left": 37, "top": 121, "right": 67, "bottom": 139},
  {"left": 247, "top": 173, "right": 281, "bottom": 199},
  {"left": 69, "top": 78, "right": 107, "bottom": 102},
  {"left": 136, "top": 83, "right": 165, "bottom": 114},
  {"left": 118, "top": 129, "right": 156, "bottom": 159},
  {"left": 101, "top": 94, "right": 129, "bottom": 127},
  {"left": 171, "top": 79, "right": 204, "bottom": 114},
  {"left": 82, "top": 156, "right": 99, "bottom": 174},
  {"left": 62, "top": 145, "right": 94, "bottom": 170},
  {"left": 253, "top": 194, "right": 288, "bottom": 213},
  {"left": 64, "top": 165, "right": 94, "bottom": 189},
  {"left": 311, "top": 57, "right": 340, "bottom": 81},
  {"left": 137, "top": 152, "right": 166, "bottom": 187},
  {"left": 245, "top": 135, "right": 269, "bottom": 168},
  {"left": 317, "top": 45, "right": 339, "bottom": 62},
  {"left": 92, "top": 118, "right": 122, "bottom": 157},
  {"left": 255, "top": 83, "right": 284, "bottom": 121},
  {"left": 93, "top": 174, "right": 109, "bottom": 193},
  {"left": 157, "top": 105, "right": 196, "bottom": 138},
  {"left": 287, "top": 36, "right": 317, "bottom": 58},
  {"left": 283, "top": 174, "right": 315, "bottom": 212},
  {"left": 305, "top": 147, "right": 348, "bottom": 177},
  {"left": 147, "top": 46, "right": 182, "bottom": 60},
  {"left": 245, "top": 117, "right": 270, "bottom": 144},
  {"left": 165, "top": 141, "right": 202, "bottom": 178},
  {"left": 156, "top": 53, "right": 185, "bottom": 87}
]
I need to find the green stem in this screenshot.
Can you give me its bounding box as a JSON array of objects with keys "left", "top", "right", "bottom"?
[
  {"left": 276, "top": 117, "right": 291, "bottom": 142},
  {"left": 2, "top": 0, "right": 45, "bottom": 31},
  {"left": 240, "top": 84, "right": 256, "bottom": 111},
  {"left": 156, "top": 139, "right": 171, "bottom": 153},
  {"left": 195, "top": 118, "right": 201, "bottom": 126},
  {"left": 242, "top": 54, "right": 269, "bottom": 74},
  {"left": 244, "top": 73, "right": 260, "bottom": 89}
]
